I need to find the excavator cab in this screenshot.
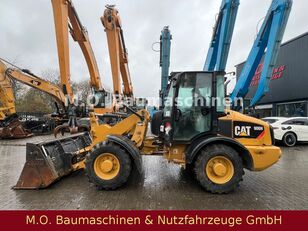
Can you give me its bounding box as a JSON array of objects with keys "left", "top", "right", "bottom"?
[{"left": 92, "top": 89, "right": 113, "bottom": 110}]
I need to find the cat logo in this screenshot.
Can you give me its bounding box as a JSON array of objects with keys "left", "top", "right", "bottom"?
[
  {"left": 30, "top": 80, "right": 40, "bottom": 86},
  {"left": 234, "top": 126, "right": 251, "bottom": 137}
]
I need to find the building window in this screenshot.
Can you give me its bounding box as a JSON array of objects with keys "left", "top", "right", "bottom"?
[{"left": 276, "top": 101, "right": 307, "bottom": 117}]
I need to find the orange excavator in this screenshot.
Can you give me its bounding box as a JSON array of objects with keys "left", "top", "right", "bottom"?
[
  {"left": 53, "top": 2, "right": 143, "bottom": 136},
  {"left": 101, "top": 5, "right": 135, "bottom": 104},
  {"left": 102, "top": 5, "right": 148, "bottom": 110},
  {"left": 0, "top": 62, "right": 33, "bottom": 139},
  {"left": 1, "top": 0, "right": 107, "bottom": 138},
  {"left": 51, "top": 0, "right": 121, "bottom": 135},
  {"left": 0, "top": 58, "right": 69, "bottom": 139},
  {"left": 1, "top": 2, "right": 136, "bottom": 139},
  {"left": 51, "top": 0, "right": 114, "bottom": 111}
]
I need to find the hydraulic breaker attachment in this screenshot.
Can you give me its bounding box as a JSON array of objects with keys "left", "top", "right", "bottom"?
[
  {"left": 0, "top": 114, "right": 33, "bottom": 139},
  {"left": 14, "top": 132, "right": 92, "bottom": 189}
]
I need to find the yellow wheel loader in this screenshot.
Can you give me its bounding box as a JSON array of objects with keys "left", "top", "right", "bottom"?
[{"left": 14, "top": 71, "right": 281, "bottom": 193}]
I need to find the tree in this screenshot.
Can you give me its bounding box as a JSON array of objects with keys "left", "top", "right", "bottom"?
[
  {"left": 15, "top": 68, "right": 60, "bottom": 114},
  {"left": 75, "top": 80, "right": 91, "bottom": 106},
  {"left": 16, "top": 88, "right": 52, "bottom": 113}
]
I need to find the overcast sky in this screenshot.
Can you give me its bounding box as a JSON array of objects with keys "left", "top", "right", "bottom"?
[{"left": 1, "top": 0, "right": 307, "bottom": 99}]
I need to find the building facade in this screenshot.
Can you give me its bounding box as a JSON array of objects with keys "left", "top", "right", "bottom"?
[{"left": 236, "top": 32, "right": 308, "bottom": 118}]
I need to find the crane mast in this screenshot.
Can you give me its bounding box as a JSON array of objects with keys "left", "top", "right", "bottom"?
[
  {"left": 204, "top": 0, "right": 240, "bottom": 72},
  {"left": 159, "top": 26, "right": 172, "bottom": 109},
  {"left": 230, "top": 0, "right": 292, "bottom": 107}
]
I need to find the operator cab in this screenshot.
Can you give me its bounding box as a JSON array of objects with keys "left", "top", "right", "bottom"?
[
  {"left": 92, "top": 89, "right": 113, "bottom": 109},
  {"left": 151, "top": 71, "right": 225, "bottom": 145}
]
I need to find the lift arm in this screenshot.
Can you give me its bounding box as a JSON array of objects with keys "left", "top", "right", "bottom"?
[
  {"left": 101, "top": 5, "right": 134, "bottom": 98},
  {"left": 230, "top": 0, "right": 292, "bottom": 107},
  {"left": 159, "top": 26, "right": 172, "bottom": 108},
  {"left": 204, "top": 0, "right": 240, "bottom": 72}
]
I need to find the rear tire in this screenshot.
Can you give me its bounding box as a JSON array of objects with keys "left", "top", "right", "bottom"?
[
  {"left": 282, "top": 132, "right": 297, "bottom": 147},
  {"left": 85, "top": 143, "right": 132, "bottom": 190},
  {"left": 194, "top": 144, "right": 243, "bottom": 194}
]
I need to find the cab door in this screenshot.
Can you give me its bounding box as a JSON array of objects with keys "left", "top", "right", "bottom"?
[{"left": 171, "top": 72, "right": 214, "bottom": 141}]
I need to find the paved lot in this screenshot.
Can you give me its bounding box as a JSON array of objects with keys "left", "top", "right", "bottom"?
[{"left": 0, "top": 135, "right": 307, "bottom": 210}]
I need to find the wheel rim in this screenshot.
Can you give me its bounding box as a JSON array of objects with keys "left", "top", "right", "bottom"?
[
  {"left": 286, "top": 134, "right": 296, "bottom": 146},
  {"left": 94, "top": 153, "right": 120, "bottom": 180},
  {"left": 205, "top": 156, "right": 234, "bottom": 184}
]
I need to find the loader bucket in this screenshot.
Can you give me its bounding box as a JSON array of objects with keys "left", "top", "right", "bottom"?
[
  {"left": 0, "top": 114, "right": 33, "bottom": 139},
  {"left": 13, "top": 132, "right": 92, "bottom": 189}
]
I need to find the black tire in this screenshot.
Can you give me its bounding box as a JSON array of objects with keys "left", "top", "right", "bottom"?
[
  {"left": 85, "top": 143, "right": 132, "bottom": 190},
  {"left": 151, "top": 110, "right": 163, "bottom": 136},
  {"left": 282, "top": 132, "right": 297, "bottom": 147},
  {"left": 184, "top": 163, "right": 195, "bottom": 177},
  {"left": 194, "top": 144, "right": 243, "bottom": 194}
]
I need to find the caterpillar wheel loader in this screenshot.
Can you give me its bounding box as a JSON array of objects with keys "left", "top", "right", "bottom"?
[
  {"left": 14, "top": 71, "right": 281, "bottom": 193},
  {"left": 13, "top": 1, "right": 286, "bottom": 193}
]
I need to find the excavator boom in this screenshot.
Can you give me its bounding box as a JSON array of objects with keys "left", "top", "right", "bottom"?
[
  {"left": 6, "top": 69, "right": 66, "bottom": 110},
  {"left": 66, "top": 0, "right": 102, "bottom": 90},
  {"left": 51, "top": 0, "right": 74, "bottom": 104},
  {"left": 101, "top": 5, "right": 134, "bottom": 98},
  {"left": 51, "top": 0, "right": 112, "bottom": 114}
]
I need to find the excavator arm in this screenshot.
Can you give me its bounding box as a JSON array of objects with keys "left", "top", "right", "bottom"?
[
  {"left": 101, "top": 5, "right": 134, "bottom": 98},
  {"left": 204, "top": 0, "right": 240, "bottom": 72},
  {"left": 66, "top": 0, "right": 102, "bottom": 91},
  {"left": 51, "top": 0, "right": 74, "bottom": 104},
  {"left": 0, "top": 61, "right": 16, "bottom": 120},
  {"left": 230, "top": 0, "right": 292, "bottom": 107},
  {"left": 51, "top": 0, "right": 113, "bottom": 114},
  {"left": 0, "top": 59, "right": 67, "bottom": 115},
  {"left": 3, "top": 65, "right": 67, "bottom": 111}
]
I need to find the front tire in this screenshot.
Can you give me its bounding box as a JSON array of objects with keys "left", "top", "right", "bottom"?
[
  {"left": 85, "top": 143, "right": 132, "bottom": 190},
  {"left": 194, "top": 144, "right": 243, "bottom": 194},
  {"left": 282, "top": 132, "right": 297, "bottom": 147}
]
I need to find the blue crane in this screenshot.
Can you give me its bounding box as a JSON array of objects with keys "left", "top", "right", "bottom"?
[
  {"left": 230, "top": 0, "right": 293, "bottom": 107},
  {"left": 204, "top": 0, "right": 240, "bottom": 72},
  {"left": 157, "top": 0, "right": 239, "bottom": 109},
  {"left": 159, "top": 26, "right": 172, "bottom": 108}
]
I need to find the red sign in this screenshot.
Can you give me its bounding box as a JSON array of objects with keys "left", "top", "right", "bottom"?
[
  {"left": 0, "top": 210, "right": 307, "bottom": 231},
  {"left": 250, "top": 63, "right": 286, "bottom": 87}
]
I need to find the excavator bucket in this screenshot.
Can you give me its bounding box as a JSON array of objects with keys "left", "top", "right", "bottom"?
[
  {"left": 14, "top": 132, "right": 92, "bottom": 189},
  {"left": 0, "top": 114, "right": 33, "bottom": 139}
]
